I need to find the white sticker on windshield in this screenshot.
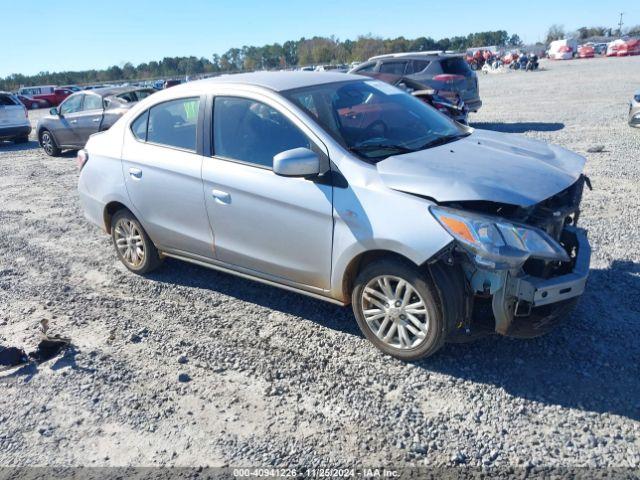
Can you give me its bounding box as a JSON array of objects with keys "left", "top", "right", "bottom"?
[{"left": 366, "top": 80, "right": 404, "bottom": 95}]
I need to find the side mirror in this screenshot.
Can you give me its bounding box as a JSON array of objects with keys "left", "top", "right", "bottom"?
[
  {"left": 49, "top": 107, "right": 59, "bottom": 116},
  {"left": 273, "top": 147, "right": 320, "bottom": 178}
]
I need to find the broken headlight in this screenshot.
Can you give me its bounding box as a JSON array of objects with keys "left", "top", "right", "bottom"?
[{"left": 430, "top": 206, "right": 569, "bottom": 269}]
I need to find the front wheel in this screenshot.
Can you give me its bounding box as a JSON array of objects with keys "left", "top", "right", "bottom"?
[
  {"left": 352, "top": 259, "right": 447, "bottom": 361},
  {"left": 40, "top": 130, "right": 61, "bottom": 156},
  {"left": 111, "top": 209, "right": 163, "bottom": 274}
]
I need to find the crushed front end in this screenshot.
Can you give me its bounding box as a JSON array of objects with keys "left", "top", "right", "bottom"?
[{"left": 431, "top": 175, "right": 591, "bottom": 338}]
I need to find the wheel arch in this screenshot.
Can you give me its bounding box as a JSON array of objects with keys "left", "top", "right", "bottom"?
[
  {"left": 103, "top": 201, "right": 131, "bottom": 234},
  {"left": 340, "top": 249, "right": 420, "bottom": 304},
  {"left": 37, "top": 125, "right": 57, "bottom": 146}
]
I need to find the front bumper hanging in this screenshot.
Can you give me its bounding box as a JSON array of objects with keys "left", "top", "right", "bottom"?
[{"left": 492, "top": 226, "right": 591, "bottom": 337}]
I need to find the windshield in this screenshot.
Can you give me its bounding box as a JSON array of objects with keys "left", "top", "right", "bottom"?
[{"left": 283, "top": 79, "right": 467, "bottom": 161}]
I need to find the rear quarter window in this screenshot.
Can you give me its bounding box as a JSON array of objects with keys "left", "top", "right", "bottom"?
[
  {"left": 131, "top": 110, "right": 149, "bottom": 141},
  {"left": 439, "top": 57, "right": 472, "bottom": 76}
]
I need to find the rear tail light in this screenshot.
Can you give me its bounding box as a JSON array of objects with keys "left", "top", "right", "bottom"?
[
  {"left": 23, "top": 106, "right": 28, "bottom": 118},
  {"left": 77, "top": 149, "right": 89, "bottom": 170},
  {"left": 433, "top": 74, "right": 465, "bottom": 84}
]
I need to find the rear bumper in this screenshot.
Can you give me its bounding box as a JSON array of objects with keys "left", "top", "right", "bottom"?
[
  {"left": 495, "top": 227, "right": 590, "bottom": 337},
  {"left": 0, "top": 125, "right": 31, "bottom": 140}
]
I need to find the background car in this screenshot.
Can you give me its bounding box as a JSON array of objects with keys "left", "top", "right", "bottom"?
[
  {"left": 548, "top": 39, "right": 577, "bottom": 60},
  {"left": 349, "top": 51, "right": 482, "bottom": 112},
  {"left": 163, "top": 79, "right": 182, "bottom": 89},
  {"left": 16, "top": 85, "right": 74, "bottom": 106},
  {"left": 16, "top": 94, "right": 49, "bottom": 110},
  {"left": 578, "top": 45, "right": 595, "bottom": 58},
  {"left": 630, "top": 89, "right": 640, "bottom": 127},
  {"left": 0, "top": 91, "right": 31, "bottom": 144},
  {"left": 358, "top": 71, "right": 469, "bottom": 124},
  {"left": 37, "top": 87, "right": 156, "bottom": 156}
]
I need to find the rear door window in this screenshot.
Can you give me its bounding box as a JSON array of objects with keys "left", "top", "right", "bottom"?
[
  {"left": 147, "top": 97, "right": 200, "bottom": 151},
  {"left": 60, "top": 94, "right": 84, "bottom": 115},
  {"left": 213, "top": 96, "right": 310, "bottom": 168},
  {"left": 411, "top": 60, "right": 430, "bottom": 73},
  {"left": 378, "top": 61, "right": 409, "bottom": 75},
  {"left": 83, "top": 95, "right": 103, "bottom": 111}
]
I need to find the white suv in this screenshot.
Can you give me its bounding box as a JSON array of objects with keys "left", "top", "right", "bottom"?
[{"left": 0, "top": 92, "right": 31, "bottom": 143}]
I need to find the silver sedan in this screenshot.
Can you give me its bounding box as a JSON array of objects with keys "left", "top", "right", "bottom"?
[{"left": 77, "top": 72, "right": 591, "bottom": 360}]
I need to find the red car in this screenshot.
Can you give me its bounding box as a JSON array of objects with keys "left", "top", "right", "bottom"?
[
  {"left": 578, "top": 45, "right": 595, "bottom": 58},
  {"left": 618, "top": 39, "right": 640, "bottom": 56},
  {"left": 16, "top": 86, "right": 74, "bottom": 106},
  {"left": 16, "top": 94, "right": 49, "bottom": 110}
]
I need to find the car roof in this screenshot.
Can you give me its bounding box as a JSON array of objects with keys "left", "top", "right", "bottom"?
[
  {"left": 85, "top": 86, "right": 153, "bottom": 98},
  {"left": 186, "top": 71, "right": 363, "bottom": 92},
  {"left": 369, "top": 51, "right": 463, "bottom": 61}
]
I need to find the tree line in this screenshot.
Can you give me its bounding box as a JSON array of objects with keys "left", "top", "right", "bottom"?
[{"left": 1, "top": 31, "right": 518, "bottom": 91}]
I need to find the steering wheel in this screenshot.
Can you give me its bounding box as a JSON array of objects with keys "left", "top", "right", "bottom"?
[{"left": 359, "top": 120, "right": 389, "bottom": 143}]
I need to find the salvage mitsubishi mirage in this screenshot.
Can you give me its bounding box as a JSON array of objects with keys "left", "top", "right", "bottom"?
[{"left": 77, "top": 71, "right": 591, "bottom": 360}]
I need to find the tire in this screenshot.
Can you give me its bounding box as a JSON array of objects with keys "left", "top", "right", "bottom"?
[
  {"left": 14, "top": 135, "right": 29, "bottom": 144},
  {"left": 351, "top": 258, "right": 448, "bottom": 361},
  {"left": 111, "top": 209, "right": 163, "bottom": 274},
  {"left": 39, "top": 130, "right": 61, "bottom": 157}
]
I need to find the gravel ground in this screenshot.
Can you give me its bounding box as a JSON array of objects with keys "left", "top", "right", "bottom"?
[{"left": 0, "top": 56, "right": 639, "bottom": 473}]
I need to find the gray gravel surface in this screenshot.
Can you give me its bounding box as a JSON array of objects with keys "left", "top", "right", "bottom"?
[{"left": 0, "top": 56, "right": 639, "bottom": 471}]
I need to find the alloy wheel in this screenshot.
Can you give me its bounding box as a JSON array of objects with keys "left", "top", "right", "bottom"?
[
  {"left": 113, "top": 218, "right": 145, "bottom": 268},
  {"left": 41, "top": 132, "right": 54, "bottom": 155},
  {"left": 361, "top": 275, "right": 430, "bottom": 350}
]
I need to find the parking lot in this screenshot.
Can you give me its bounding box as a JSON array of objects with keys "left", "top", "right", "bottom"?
[{"left": 0, "top": 56, "right": 639, "bottom": 470}]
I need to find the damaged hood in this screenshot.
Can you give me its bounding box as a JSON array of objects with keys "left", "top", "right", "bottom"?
[{"left": 376, "top": 129, "right": 585, "bottom": 206}]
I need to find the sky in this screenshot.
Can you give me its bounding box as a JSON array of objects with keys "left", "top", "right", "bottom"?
[{"left": 2, "top": 0, "right": 639, "bottom": 77}]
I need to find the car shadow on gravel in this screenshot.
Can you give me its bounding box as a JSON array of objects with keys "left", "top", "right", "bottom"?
[
  {"left": 0, "top": 140, "right": 40, "bottom": 152},
  {"left": 147, "top": 259, "right": 639, "bottom": 420},
  {"left": 147, "top": 259, "right": 360, "bottom": 337},
  {"left": 418, "top": 260, "right": 640, "bottom": 421},
  {"left": 470, "top": 122, "right": 565, "bottom": 133}
]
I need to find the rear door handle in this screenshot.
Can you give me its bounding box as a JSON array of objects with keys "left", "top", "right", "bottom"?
[
  {"left": 70, "top": 119, "right": 77, "bottom": 124},
  {"left": 212, "top": 189, "right": 231, "bottom": 205},
  {"left": 128, "top": 168, "right": 142, "bottom": 179}
]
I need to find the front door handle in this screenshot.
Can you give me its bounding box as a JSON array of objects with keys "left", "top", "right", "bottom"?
[
  {"left": 70, "top": 119, "right": 77, "bottom": 124},
  {"left": 92, "top": 118, "right": 100, "bottom": 123},
  {"left": 212, "top": 189, "right": 231, "bottom": 205},
  {"left": 128, "top": 167, "right": 142, "bottom": 179}
]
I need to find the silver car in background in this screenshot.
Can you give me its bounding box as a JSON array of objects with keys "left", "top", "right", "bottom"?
[
  {"left": 78, "top": 72, "right": 590, "bottom": 360},
  {"left": 0, "top": 91, "right": 31, "bottom": 143},
  {"left": 37, "top": 87, "right": 155, "bottom": 156}
]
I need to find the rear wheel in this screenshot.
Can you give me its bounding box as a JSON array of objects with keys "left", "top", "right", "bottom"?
[
  {"left": 40, "top": 130, "right": 60, "bottom": 156},
  {"left": 352, "top": 259, "right": 447, "bottom": 360},
  {"left": 111, "top": 209, "right": 163, "bottom": 274}
]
